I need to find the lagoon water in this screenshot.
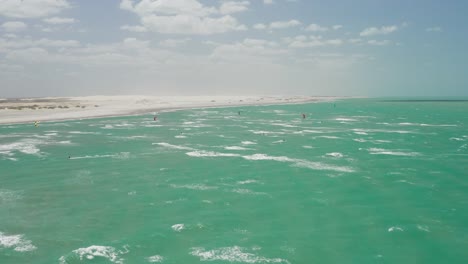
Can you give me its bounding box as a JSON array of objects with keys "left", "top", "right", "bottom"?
[{"left": 1, "top": 99, "right": 467, "bottom": 263}]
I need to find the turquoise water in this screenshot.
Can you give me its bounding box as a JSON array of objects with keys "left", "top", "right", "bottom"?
[{"left": 1, "top": 99, "right": 467, "bottom": 263}]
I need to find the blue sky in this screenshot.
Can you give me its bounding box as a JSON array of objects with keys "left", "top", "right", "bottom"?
[{"left": 0, "top": 0, "right": 466, "bottom": 97}]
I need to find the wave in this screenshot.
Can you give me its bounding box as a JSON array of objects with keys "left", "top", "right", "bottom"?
[
  {"left": 335, "top": 117, "right": 358, "bottom": 122},
  {"left": 59, "top": 245, "right": 129, "bottom": 264},
  {"left": 0, "top": 231, "right": 36, "bottom": 252},
  {"left": 224, "top": 146, "right": 250, "bottom": 150},
  {"left": 326, "top": 152, "right": 344, "bottom": 158},
  {"left": 153, "top": 142, "right": 194, "bottom": 151},
  {"left": 69, "top": 152, "right": 130, "bottom": 160},
  {"left": 171, "top": 224, "right": 185, "bottom": 232},
  {"left": 243, "top": 154, "right": 354, "bottom": 173},
  {"left": 368, "top": 148, "right": 420, "bottom": 157},
  {"left": 170, "top": 184, "right": 218, "bottom": 190},
  {"left": 147, "top": 255, "right": 164, "bottom": 263},
  {"left": 241, "top": 141, "right": 257, "bottom": 145},
  {"left": 186, "top": 151, "right": 240, "bottom": 157},
  {"left": 190, "top": 246, "right": 290, "bottom": 263}
]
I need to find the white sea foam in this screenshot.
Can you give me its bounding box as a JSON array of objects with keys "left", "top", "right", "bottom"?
[
  {"left": 231, "top": 188, "right": 267, "bottom": 196},
  {"left": 326, "top": 152, "right": 344, "bottom": 158},
  {"left": 186, "top": 151, "right": 240, "bottom": 157},
  {"left": 369, "top": 148, "right": 420, "bottom": 157},
  {"left": 335, "top": 117, "right": 358, "bottom": 122},
  {"left": 242, "top": 141, "right": 257, "bottom": 145},
  {"left": 170, "top": 184, "right": 218, "bottom": 190},
  {"left": 301, "top": 130, "right": 324, "bottom": 134},
  {"left": 0, "top": 189, "right": 21, "bottom": 203},
  {"left": 153, "top": 142, "right": 194, "bottom": 150},
  {"left": 69, "top": 131, "right": 100, "bottom": 135},
  {"left": 147, "top": 255, "right": 164, "bottom": 262},
  {"left": 417, "top": 225, "right": 430, "bottom": 232},
  {"left": 388, "top": 226, "right": 404, "bottom": 232},
  {"left": 354, "top": 131, "right": 368, "bottom": 135},
  {"left": 190, "top": 246, "right": 290, "bottom": 263},
  {"left": 225, "top": 146, "right": 250, "bottom": 151},
  {"left": 316, "top": 136, "right": 340, "bottom": 139},
  {"left": 0, "top": 232, "right": 36, "bottom": 252},
  {"left": 271, "top": 123, "right": 298, "bottom": 128},
  {"left": 450, "top": 137, "right": 465, "bottom": 141},
  {"left": 175, "top": 135, "right": 187, "bottom": 138},
  {"left": 69, "top": 152, "right": 130, "bottom": 160},
  {"left": 171, "top": 224, "right": 185, "bottom": 232},
  {"left": 243, "top": 154, "right": 354, "bottom": 173},
  {"left": 0, "top": 138, "right": 45, "bottom": 156},
  {"left": 59, "top": 245, "right": 127, "bottom": 264},
  {"left": 237, "top": 180, "right": 259, "bottom": 185}
]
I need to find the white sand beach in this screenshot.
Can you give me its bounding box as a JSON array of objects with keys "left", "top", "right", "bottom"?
[{"left": 0, "top": 95, "right": 338, "bottom": 125}]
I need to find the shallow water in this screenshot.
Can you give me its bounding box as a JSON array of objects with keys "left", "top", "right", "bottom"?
[{"left": 1, "top": 99, "right": 467, "bottom": 263}]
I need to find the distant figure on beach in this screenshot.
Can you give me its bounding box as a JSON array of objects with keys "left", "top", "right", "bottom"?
[
  {"left": 302, "top": 113, "right": 306, "bottom": 119},
  {"left": 34, "top": 121, "right": 39, "bottom": 127}
]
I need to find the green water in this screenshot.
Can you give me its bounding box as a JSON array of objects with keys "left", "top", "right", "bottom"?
[{"left": 1, "top": 99, "right": 467, "bottom": 263}]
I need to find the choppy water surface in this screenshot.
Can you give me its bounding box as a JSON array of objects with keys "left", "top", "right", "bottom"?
[{"left": 1, "top": 99, "right": 467, "bottom": 263}]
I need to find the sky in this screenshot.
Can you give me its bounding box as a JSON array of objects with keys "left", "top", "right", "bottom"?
[{"left": 0, "top": 0, "right": 467, "bottom": 98}]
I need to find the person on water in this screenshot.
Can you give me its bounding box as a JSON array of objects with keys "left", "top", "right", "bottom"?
[
  {"left": 302, "top": 113, "right": 306, "bottom": 119},
  {"left": 153, "top": 115, "right": 158, "bottom": 121}
]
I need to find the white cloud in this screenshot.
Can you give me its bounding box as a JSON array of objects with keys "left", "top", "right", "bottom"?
[
  {"left": 253, "top": 23, "right": 267, "bottom": 30},
  {"left": 211, "top": 38, "right": 288, "bottom": 63},
  {"left": 220, "top": 1, "right": 249, "bottom": 15},
  {"left": 0, "top": 0, "right": 70, "bottom": 18},
  {"left": 1, "top": 21, "right": 27, "bottom": 32},
  {"left": 426, "top": 26, "right": 442, "bottom": 32},
  {"left": 43, "top": 17, "right": 76, "bottom": 24},
  {"left": 159, "top": 38, "right": 190, "bottom": 47},
  {"left": 269, "top": 20, "right": 301, "bottom": 29},
  {"left": 367, "top": 39, "right": 390, "bottom": 46},
  {"left": 263, "top": 0, "right": 274, "bottom": 4},
  {"left": 332, "top": 25, "right": 343, "bottom": 30},
  {"left": 120, "top": 25, "right": 148, "bottom": 32},
  {"left": 348, "top": 38, "right": 362, "bottom": 44},
  {"left": 360, "top": 25, "right": 398, "bottom": 36},
  {"left": 285, "top": 35, "right": 343, "bottom": 48},
  {"left": 305, "top": 24, "right": 328, "bottom": 32},
  {"left": 120, "top": 0, "right": 246, "bottom": 34},
  {"left": 0, "top": 37, "right": 80, "bottom": 51}
]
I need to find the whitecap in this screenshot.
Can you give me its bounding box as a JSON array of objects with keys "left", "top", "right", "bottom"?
[
  {"left": 326, "top": 152, "right": 344, "bottom": 158},
  {"left": 190, "top": 246, "right": 290, "bottom": 263},
  {"left": 237, "top": 180, "right": 259, "bottom": 185},
  {"left": 153, "top": 142, "right": 194, "bottom": 151},
  {"left": 186, "top": 151, "right": 240, "bottom": 157},
  {"left": 335, "top": 117, "right": 358, "bottom": 122},
  {"left": 316, "top": 136, "right": 340, "bottom": 139},
  {"left": 224, "top": 146, "right": 250, "bottom": 151},
  {"left": 147, "top": 255, "right": 164, "bottom": 262},
  {"left": 388, "top": 226, "right": 404, "bottom": 232},
  {"left": 0, "top": 232, "right": 36, "bottom": 252},
  {"left": 243, "top": 154, "right": 354, "bottom": 173},
  {"left": 171, "top": 224, "right": 185, "bottom": 232},
  {"left": 354, "top": 131, "right": 368, "bottom": 135},
  {"left": 417, "top": 225, "right": 430, "bottom": 232},
  {"left": 369, "top": 148, "right": 420, "bottom": 157},
  {"left": 175, "top": 135, "right": 187, "bottom": 138},
  {"left": 241, "top": 141, "right": 257, "bottom": 145},
  {"left": 59, "top": 245, "right": 127, "bottom": 264},
  {"left": 170, "top": 184, "right": 218, "bottom": 190}
]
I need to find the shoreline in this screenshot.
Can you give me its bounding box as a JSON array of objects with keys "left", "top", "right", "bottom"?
[{"left": 0, "top": 95, "right": 343, "bottom": 125}]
